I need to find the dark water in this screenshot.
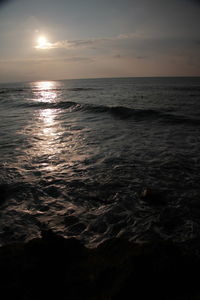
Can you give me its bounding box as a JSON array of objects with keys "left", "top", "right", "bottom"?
[{"left": 0, "top": 77, "right": 200, "bottom": 247}]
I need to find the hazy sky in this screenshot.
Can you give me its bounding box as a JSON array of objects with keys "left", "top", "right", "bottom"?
[{"left": 0, "top": 0, "right": 200, "bottom": 82}]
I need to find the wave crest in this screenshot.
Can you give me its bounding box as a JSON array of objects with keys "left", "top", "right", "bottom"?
[{"left": 12, "top": 99, "right": 200, "bottom": 125}]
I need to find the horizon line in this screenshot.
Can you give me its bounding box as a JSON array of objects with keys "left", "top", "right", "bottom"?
[{"left": 1, "top": 75, "right": 200, "bottom": 85}]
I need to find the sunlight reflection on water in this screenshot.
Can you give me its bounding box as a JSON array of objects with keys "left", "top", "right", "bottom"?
[
  {"left": 32, "top": 82, "right": 63, "bottom": 171},
  {"left": 25, "top": 81, "right": 89, "bottom": 174},
  {"left": 32, "top": 81, "right": 58, "bottom": 103}
]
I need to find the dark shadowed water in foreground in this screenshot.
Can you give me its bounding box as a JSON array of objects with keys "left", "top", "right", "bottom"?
[{"left": 0, "top": 77, "right": 200, "bottom": 247}]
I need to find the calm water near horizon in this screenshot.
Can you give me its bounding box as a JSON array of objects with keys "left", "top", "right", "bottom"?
[{"left": 0, "top": 77, "right": 200, "bottom": 247}]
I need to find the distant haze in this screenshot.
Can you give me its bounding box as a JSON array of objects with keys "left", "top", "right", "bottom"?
[{"left": 0, "top": 0, "right": 200, "bottom": 82}]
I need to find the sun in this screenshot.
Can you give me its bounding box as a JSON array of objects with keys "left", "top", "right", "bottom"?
[
  {"left": 35, "top": 36, "right": 49, "bottom": 49},
  {"left": 38, "top": 36, "right": 47, "bottom": 47}
]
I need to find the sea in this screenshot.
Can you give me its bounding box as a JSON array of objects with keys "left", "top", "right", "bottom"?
[{"left": 0, "top": 77, "right": 200, "bottom": 248}]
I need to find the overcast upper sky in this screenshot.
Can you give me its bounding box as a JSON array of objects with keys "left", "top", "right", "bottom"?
[{"left": 0, "top": 0, "right": 200, "bottom": 82}]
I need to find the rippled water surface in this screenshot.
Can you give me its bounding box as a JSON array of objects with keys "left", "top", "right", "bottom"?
[{"left": 0, "top": 77, "right": 200, "bottom": 247}]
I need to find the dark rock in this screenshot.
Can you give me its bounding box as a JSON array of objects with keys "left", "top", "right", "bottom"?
[{"left": 0, "top": 232, "right": 200, "bottom": 300}]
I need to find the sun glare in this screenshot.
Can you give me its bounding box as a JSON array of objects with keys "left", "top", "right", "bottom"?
[{"left": 35, "top": 36, "right": 50, "bottom": 49}]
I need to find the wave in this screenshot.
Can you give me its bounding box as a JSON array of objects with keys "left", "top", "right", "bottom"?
[
  {"left": 16, "top": 99, "right": 200, "bottom": 126},
  {"left": 93, "top": 105, "right": 200, "bottom": 125},
  {"left": 170, "top": 86, "right": 200, "bottom": 92},
  {"left": 0, "top": 87, "right": 100, "bottom": 95},
  {"left": 66, "top": 87, "right": 100, "bottom": 91},
  {"left": 32, "top": 87, "right": 100, "bottom": 92},
  {"left": 0, "top": 88, "right": 26, "bottom": 94}
]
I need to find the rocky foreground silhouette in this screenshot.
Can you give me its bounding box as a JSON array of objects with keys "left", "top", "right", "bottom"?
[{"left": 1, "top": 230, "right": 200, "bottom": 300}]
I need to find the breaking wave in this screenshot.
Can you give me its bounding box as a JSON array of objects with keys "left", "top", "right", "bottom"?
[{"left": 15, "top": 100, "right": 200, "bottom": 125}]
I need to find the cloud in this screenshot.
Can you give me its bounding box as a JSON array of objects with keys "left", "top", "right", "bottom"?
[
  {"left": 35, "top": 33, "right": 137, "bottom": 50},
  {"left": 35, "top": 32, "right": 200, "bottom": 55},
  {"left": 32, "top": 32, "right": 200, "bottom": 71}
]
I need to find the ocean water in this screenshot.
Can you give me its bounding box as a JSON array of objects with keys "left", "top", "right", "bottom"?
[{"left": 0, "top": 77, "right": 200, "bottom": 247}]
